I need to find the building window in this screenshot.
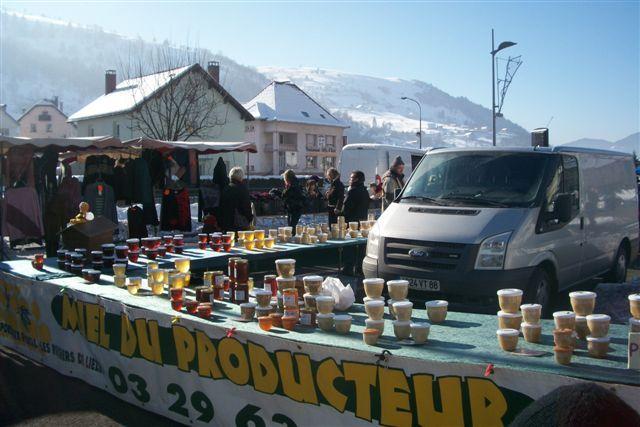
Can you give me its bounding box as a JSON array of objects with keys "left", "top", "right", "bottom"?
[
  {"left": 38, "top": 111, "right": 52, "bottom": 122},
  {"left": 279, "top": 151, "right": 298, "bottom": 171},
  {"left": 113, "top": 121, "right": 120, "bottom": 137},
  {"left": 30, "top": 124, "right": 37, "bottom": 133},
  {"left": 89, "top": 127, "right": 95, "bottom": 136},
  {"left": 46, "top": 124, "right": 52, "bottom": 133},
  {"left": 321, "top": 157, "right": 335, "bottom": 169},
  {"left": 306, "top": 156, "right": 317, "bottom": 169}
]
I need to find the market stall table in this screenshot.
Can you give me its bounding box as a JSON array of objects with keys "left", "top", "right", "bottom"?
[
  {"left": 0, "top": 260, "right": 637, "bottom": 426},
  {"left": 43, "top": 238, "right": 367, "bottom": 275}
]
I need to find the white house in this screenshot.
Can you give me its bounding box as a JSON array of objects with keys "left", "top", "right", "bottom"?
[
  {"left": 243, "top": 81, "right": 348, "bottom": 176},
  {"left": 18, "top": 98, "right": 76, "bottom": 138},
  {"left": 68, "top": 62, "right": 253, "bottom": 172},
  {"left": 0, "top": 105, "right": 19, "bottom": 136}
]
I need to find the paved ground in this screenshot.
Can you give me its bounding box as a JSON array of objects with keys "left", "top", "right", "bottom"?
[{"left": 0, "top": 347, "right": 176, "bottom": 426}]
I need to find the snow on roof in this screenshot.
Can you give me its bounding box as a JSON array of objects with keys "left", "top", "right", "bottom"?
[
  {"left": 68, "top": 65, "right": 193, "bottom": 122},
  {"left": 243, "top": 81, "right": 347, "bottom": 128},
  {"left": 18, "top": 100, "right": 67, "bottom": 121}
]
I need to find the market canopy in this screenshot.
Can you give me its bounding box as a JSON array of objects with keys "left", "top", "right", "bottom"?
[
  {"left": 123, "top": 137, "right": 257, "bottom": 154},
  {"left": 0, "top": 135, "right": 123, "bottom": 153}
]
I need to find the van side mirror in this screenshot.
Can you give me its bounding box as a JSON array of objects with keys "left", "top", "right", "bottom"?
[{"left": 554, "top": 193, "right": 573, "bottom": 223}]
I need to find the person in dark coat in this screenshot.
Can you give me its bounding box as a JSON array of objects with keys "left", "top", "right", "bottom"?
[
  {"left": 282, "top": 169, "right": 306, "bottom": 234},
  {"left": 305, "top": 177, "right": 324, "bottom": 214},
  {"left": 325, "top": 167, "right": 344, "bottom": 225},
  {"left": 510, "top": 382, "right": 640, "bottom": 427},
  {"left": 219, "top": 167, "right": 253, "bottom": 232},
  {"left": 342, "top": 170, "right": 370, "bottom": 223}
]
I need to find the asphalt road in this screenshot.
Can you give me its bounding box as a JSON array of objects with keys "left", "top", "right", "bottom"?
[{"left": 0, "top": 347, "right": 176, "bottom": 426}]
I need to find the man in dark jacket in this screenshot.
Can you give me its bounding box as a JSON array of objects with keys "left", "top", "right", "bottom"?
[
  {"left": 325, "top": 167, "right": 345, "bottom": 225},
  {"left": 220, "top": 167, "right": 253, "bottom": 232},
  {"left": 342, "top": 170, "right": 370, "bottom": 223},
  {"left": 282, "top": 169, "right": 306, "bottom": 234}
]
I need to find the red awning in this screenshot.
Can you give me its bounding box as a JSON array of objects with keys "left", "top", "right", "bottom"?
[{"left": 123, "top": 137, "right": 257, "bottom": 154}]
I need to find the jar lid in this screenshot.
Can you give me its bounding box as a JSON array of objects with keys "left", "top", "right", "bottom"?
[
  {"left": 497, "top": 288, "right": 523, "bottom": 296},
  {"left": 520, "top": 303, "right": 541, "bottom": 310},
  {"left": 496, "top": 328, "right": 519, "bottom": 336},
  {"left": 240, "top": 302, "right": 257, "bottom": 308},
  {"left": 255, "top": 290, "right": 272, "bottom": 296},
  {"left": 387, "top": 280, "right": 409, "bottom": 287},
  {"left": 575, "top": 315, "right": 587, "bottom": 323},
  {"left": 426, "top": 300, "right": 448, "bottom": 307},
  {"left": 393, "top": 320, "right": 411, "bottom": 326},
  {"left": 275, "top": 258, "right": 296, "bottom": 264},
  {"left": 276, "top": 277, "right": 296, "bottom": 282},
  {"left": 387, "top": 298, "right": 408, "bottom": 305},
  {"left": 498, "top": 310, "right": 522, "bottom": 318},
  {"left": 365, "top": 300, "right": 385, "bottom": 307},
  {"left": 393, "top": 301, "right": 413, "bottom": 309},
  {"left": 363, "top": 296, "right": 385, "bottom": 303},
  {"left": 362, "top": 278, "right": 385, "bottom": 285},
  {"left": 334, "top": 315, "right": 352, "bottom": 321},
  {"left": 365, "top": 318, "right": 384, "bottom": 325},
  {"left": 410, "top": 322, "right": 430, "bottom": 329},
  {"left": 569, "top": 291, "right": 597, "bottom": 299},
  {"left": 586, "top": 314, "right": 610, "bottom": 322},
  {"left": 316, "top": 313, "right": 335, "bottom": 319},
  {"left": 520, "top": 322, "right": 541, "bottom": 329},
  {"left": 587, "top": 335, "right": 610, "bottom": 343},
  {"left": 303, "top": 275, "right": 324, "bottom": 282},
  {"left": 553, "top": 311, "right": 576, "bottom": 318},
  {"left": 629, "top": 317, "right": 640, "bottom": 325},
  {"left": 316, "top": 296, "right": 335, "bottom": 302},
  {"left": 235, "top": 259, "right": 248, "bottom": 264},
  {"left": 628, "top": 293, "right": 640, "bottom": 301}
]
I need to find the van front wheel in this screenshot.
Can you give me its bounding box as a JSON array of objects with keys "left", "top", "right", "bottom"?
[
  {"left": 525, "top": 267, "right": 554, "bottom": 316},
  {"left": 604, "top": 245, "right": 628, "bottom": 283}
]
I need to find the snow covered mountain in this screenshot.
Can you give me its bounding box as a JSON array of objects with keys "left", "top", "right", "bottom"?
[
  {"left": 560, "top": 132, "right": 640, "bottom": 155},
  {"left": 1, "top": 9, "right": 529, "bottom": 147},
  {"left": 259, "top": 67, "right": 530, "bottom": 148}
]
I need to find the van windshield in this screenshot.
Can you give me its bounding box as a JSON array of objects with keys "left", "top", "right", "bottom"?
[{"left": 401, "top": 151, "right": 550, "bottom": 208}]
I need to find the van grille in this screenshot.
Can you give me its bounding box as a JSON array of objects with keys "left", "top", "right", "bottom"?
[{"left": 384, "top": 238, "right": 469, "bottom": 271}]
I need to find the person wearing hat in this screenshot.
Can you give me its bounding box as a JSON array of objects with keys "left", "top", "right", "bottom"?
[{"left": 381, "top": 156, "right": 406, "bottom": 211}]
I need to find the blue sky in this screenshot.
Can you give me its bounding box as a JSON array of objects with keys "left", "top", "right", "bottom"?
[{"left": 7, "top": 0, "right": 639, "bottom": 143}]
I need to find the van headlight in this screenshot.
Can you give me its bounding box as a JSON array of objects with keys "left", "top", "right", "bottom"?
[
  {"left": 475, "top": 232, "right": 512, "bottom": 270},
  {"left": 366, "top": 222, "right": 381, "bottom": 260}
]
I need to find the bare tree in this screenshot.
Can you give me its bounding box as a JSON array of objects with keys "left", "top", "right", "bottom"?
[{"left": 119, "top": 42, "right": 228, "bottom": 141}]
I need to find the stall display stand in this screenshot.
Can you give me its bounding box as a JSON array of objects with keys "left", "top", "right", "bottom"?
[{"left": 0, "top": 261, "right": 638, "bottom": 426}]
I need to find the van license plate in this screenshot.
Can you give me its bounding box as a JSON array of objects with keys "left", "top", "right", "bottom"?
[{"left": 402, "top": 277, "right": 440, "bottom": 292}]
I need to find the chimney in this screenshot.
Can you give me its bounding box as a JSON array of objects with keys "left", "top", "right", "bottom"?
[
  {"left": 207, "top": 61, "right": 220, "bottom": 82},
  {"left": 105, "top": 70, "right": 117, "bottom": 95}
]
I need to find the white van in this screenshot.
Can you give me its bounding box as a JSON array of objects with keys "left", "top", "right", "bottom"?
[
  {"left": 338, "top": 143, "right": 426, "bottom": 184},
  {"left": 363, "top": 146, "right": 639, "bottom": 312}
]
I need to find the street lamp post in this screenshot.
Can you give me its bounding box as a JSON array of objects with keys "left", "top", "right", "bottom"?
[
  {"left": 401, "top": 96, "right": 422, "bottom": 149},
  {"left": 491, "top": 29, "right": 517, "bottom": 146}
]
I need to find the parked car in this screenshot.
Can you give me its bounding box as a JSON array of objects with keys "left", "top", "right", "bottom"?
[{"left": 363, "top": 146, "right": 639, "bottom": 313}]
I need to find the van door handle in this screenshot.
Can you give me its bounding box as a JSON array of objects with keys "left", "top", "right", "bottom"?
[{"left": 580, "top": 216, "right": 584, "bottom": 229}]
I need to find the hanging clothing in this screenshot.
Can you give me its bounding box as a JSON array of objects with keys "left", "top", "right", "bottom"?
[
  {"left": 130, "top": 157, "right": 159, "bottom": 226},
  {"left": 57, "top": 169, "right": 82, "bottom": 222},
  {"left": 113, "top": 161, "right": 132, "bottom": 203},
  {"left": 127, "top": 205, "right": 148, "bottom": 239},
  {"left": 4, "top": 146, "right": 35, "bottom": 188},
  {"left": 82, "top": 155, "right": 115, "bottom": 194},
  {"left": 198, "top": 183, "right": 220, "bottom": 218},
  {"left": 142, "top": 149, "right": 166, "bottom": 189},
  {"left": 1, "top": 187, "right": 44, "bottom": 242},
  {"left": 160, "top": 188, "right": 191, "bottom": 232},
  {"left": 84, "top": 182, "right": 117, "bottom": 224}
]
